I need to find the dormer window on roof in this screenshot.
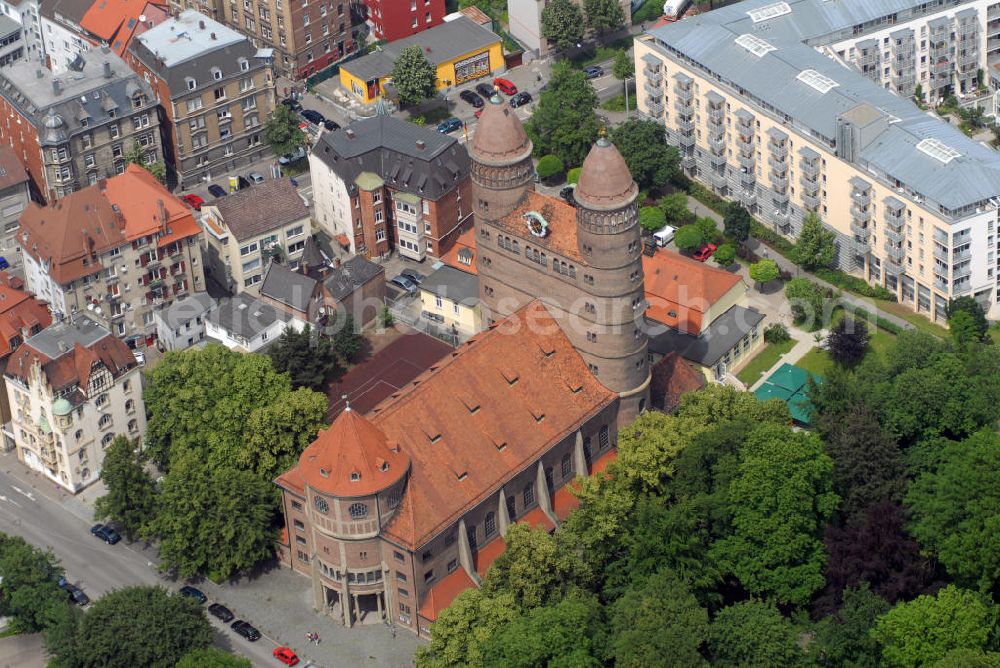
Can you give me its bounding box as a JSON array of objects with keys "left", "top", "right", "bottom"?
[
  {"left": 211, "top": 67, "right": 223, "bottom": 80},
  {"left": 185, "top": 77, "right": 196, "bottom": 90},
  {"left": 350, "top": 470, "right": 361, "bottom": 481},
  {"left": 239, "top": 57, "right": 249, "bottom": 71}
]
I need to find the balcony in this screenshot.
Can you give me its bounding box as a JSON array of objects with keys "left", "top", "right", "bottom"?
[
  {"left": 738, "top": 152, "right": 755, "bottom": 169},
  {"left": 739, "top": 190, "right": 757, "bottom": 207},
  {"left": 740, "top": 169, "right": 756, "bottom": 186},
  {"left": 768, "top": 156, "right": 787, "bottom": 174},
  {"left": 736, "top": 115, "right": 753, "bottom": 131},
  {"left": 884, "top": 212, "right": 904, "bottom": 231},
  {"left": 707, "top": 171, "right": 727, "bottom": 188},
  {"left": 708, "top": 107, "right": 724, "bottom": 124},
  {"left": 643, "top": 68, "right": 662, "bottom": 85},
  {"left": 884, "top": 258, "right": 903, "bottom": 275},
  {"left": 850, "top": 221, "right": 870, "bottom": 239},
  {"left": 678, "top": 133, "right": 695, "bottom": 147},
  {"left": 953, "top": 248, "right": 972, "bottom": 262},
  {"left": 769, "top": 142, "right": 787, "bottom": 159},
  {"left": 772, "top": 190, "right": 789, "bottom": 205},
  {"left": 676, "top": 117, "right": 694, "bottom": 133},
  {"left": 952, "top": 264, "right": 972, "bottom": 280},
  {"left": 801, "top": 192, "right": 819, "bottom": 209},
  {"left": 854, "top": 237, "right": 871, "bottom": 254},
  {"left": 935, "top": 276, "right": 949, "bottom": 292},
  {"left": 884, "top": 227, "right": 904, "bottom": 244},
  {"left": 673, "top": 99, "right": 692, "bottom": 114},
  {"left": 931, "top": 59, "right": 952, "bottom": 75},
  {"left": 933, "top": 245, "right": 950, "bottom": 261},
  {"left": 800, "top": 161, "right": 819, "bottom": 178},
  {"left": 850, "top": 205, "right": 871, "bottom": 222},
  {"left": 675, "top": 86, "right": 692, "bottom": 104},
  {"left": 708, "top": 136, "right": 726, "bottom": 153},
  {"left": 681, "top": 155, "right": 695, "bottom": 170},
  {"left": 884, "top": 242, "right": 905, "bottom": 260},
  {"left": 770, "top": 174, "right": 788, "bottom": 191},
  {"left": 647, "top": 101, "right": 664, "bottom": 117},
  {"left": 709, "top": 151, "right": 726, "bottom": 167},
  {"left": 643, "top": 80, "right": 662, "bottom": 97},
  {"left": 850, "top": 190, "right": 871, "bottom": 207}
]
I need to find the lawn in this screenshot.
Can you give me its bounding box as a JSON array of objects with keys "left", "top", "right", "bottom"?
[
  {"left": 736, "top": 338, "right": 795, "bottom": 386},
  {"left": 794, "top": 325, "right": 897, "bottom": 378},
  {"left": 601, "top": 93, "right": 636, "bottom": 113},
  {"left": 632, "top": 0, "right": 664, "bottom": 24},
  {"left": 874, "top": 299, "right": 949, "bottom": 338}
]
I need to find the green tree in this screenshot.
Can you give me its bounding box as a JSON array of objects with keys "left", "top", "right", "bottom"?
[
  {"left": 907, "top": 430, "right": 1000, "bottom": 591},
  {"left": 695, "top": 216, "right": 720, "bottom": 244},
  {"left": 390, "top": 45, "right": 438, "bottom": 106},
  {"left": 932, "top": 649, "right": 1000, "bottom": 668},
  {"left": 331, "top": 313, "right": 365, "bottom": 361},
  {"left": 0, "top": 533, "right": 67, "bottom": 633},
  {"left": 749, "top": 259, "right": 780, "bottom": 285},
  {"left": 639, "top": 206, "right": 667, "bottom": 234},
  {"left": 794, "top": 212, "right": 837, "bottom": 270},
  {"left": 526, "top": 62, "right": 599, "bottom": 167},
  {"left": 268, "top": 324, "right": 344, "bottom": 391},
  {"left": 785, "top": 277, "right": 831, "bottom": 327},
  {"left": 567, "top": 167, "right": 582, "bottom": 184},
  {"left": 176, "top": 648, "right": 252, "bottom": 668},
  {"left": 945, "top": 295, "right": 988, "bottom": 342},
  {"left": 710, "top": 424, "right": 838, "bottom": 606},
  {"left": 827, "top": 316, "right": 870, "bottom": 368},
  {"left": 263, "top": 103, "right": 306, "bottom": 158},
  {"left": 811, "top": 584, "right": 889, "bottom": 668},
  {"left": 871, "top": 585, "right": 994, "bottom": 668},
  {"left": 723, "top": 202, "right": 752, "bottom": 244},
  {"left": 609, "top": 571, "right": 709, "bottom": 667},
  {"left": 539, "top": 0, "right": 584, "bottom": 51},
  {"left": 949, "top": 310, "right": 982, "bottom": 347},
  {"left": 708, "top": 600, "right": 804, "bottom": 666},
  {"left": 416, "top": 588, "right": 521, "bottom": 668},
  {"left": 583, "top": 0, "right": 624, "bottom": 33},
  {"left": 610, "top": 118, "right": 679, "bottom": 191},
  {"left": 481, "top": 523, "right": 585, "bottom": 609},
  {"left": 44, "top": 602, "right": 82, "bottom": 668},
  {"left": 124, "top": 141, "right": 167, "bottom": 184},
  {"left": 535, "top": 154, "right": 565, "bottom": 181},
  {"left": 713, "top": 243, "right": 736, "bottom": 267},
  {"left": 144, "top": 455, "right": 277, "bottom": 580},
  {"left": 482, "top": 591, "right": 605, "bottom": 668},
  {"left": 674, "top": 224, "right": 704, "bottom": 253},
  {"left": 660, "top": 192, "right": 696, "bottom": 227},
  {"left": 240, "top": 388, "right": 328, "bottom": 480},
  {"left": 612, "top": 49, "right": 634, "bottom": 80},
  {"left": 69, "top": 586, "right": 212, "bottom": 668},
  {"left": 94, "top": 436, "right": 156, "bottom": 540}
]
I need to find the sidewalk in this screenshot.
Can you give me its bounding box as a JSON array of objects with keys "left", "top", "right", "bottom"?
[
  {"left": 0, "top": 448, "right": 99, "bottom": 524},
  {"left": 747, "top": 326, "right": 817, "bottom": 392}
]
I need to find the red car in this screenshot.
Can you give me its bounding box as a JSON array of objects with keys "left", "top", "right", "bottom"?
[
  {"left": 181, "top": 194, "right": 204, "bottom": 211},
  {"left": 693, "top": 243, "right": 718, "bottom": 262},
  {"left": 493, "top": 77, "right": 517, "bottom": 95},
  {"left": 273, "top": 647, "right": 299, "bottom": 666}
]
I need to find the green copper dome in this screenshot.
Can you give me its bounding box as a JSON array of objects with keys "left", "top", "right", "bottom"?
[{"left": 52, "top": 397, "right": 72, "bottom": 417}]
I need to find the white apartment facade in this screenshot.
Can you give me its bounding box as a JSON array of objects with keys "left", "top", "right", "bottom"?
[{"left": 4, "top": 317, "right": 145, "bottom": 493}]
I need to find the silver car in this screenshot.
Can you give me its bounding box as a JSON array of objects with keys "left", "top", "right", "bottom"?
[{"left": 246, "top": 172, "right": 265, "bottom": 184}]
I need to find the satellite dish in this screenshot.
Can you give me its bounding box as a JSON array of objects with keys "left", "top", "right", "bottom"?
[
  {"left": 86, "top": 303, "right": 95, "bottom": 311},
  {"left": 139, "top": 14, "right": 146, "bottom": 21}
]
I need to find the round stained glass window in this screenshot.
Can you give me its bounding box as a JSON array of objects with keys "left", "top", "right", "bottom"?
[{"left": 314, "top": 496, "right": 329, "bottom": 514}]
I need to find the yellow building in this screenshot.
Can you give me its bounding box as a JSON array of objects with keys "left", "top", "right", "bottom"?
[
  {"left": 418, "top": 265, "right": 482, "bottom": 340},
  {"left": 340, "top": 16, "right": 503, "bottom": 104}
]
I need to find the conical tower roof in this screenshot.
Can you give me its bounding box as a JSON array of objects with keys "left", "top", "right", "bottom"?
[
  {"left": 298, "top": 406, "right": 410, "bottom": 497},
  {"left": 574, "top": 136, "right": 638, "bottom": 211},
  {"left": 470, "top": 92, "right": 532, "bottom": 167}
]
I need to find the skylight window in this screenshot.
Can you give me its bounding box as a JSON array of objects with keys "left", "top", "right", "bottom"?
[
  {"left": 796, "top": 69, "right": 839, "bottom": 93},
  {"left": 735, "top": 33, "right": 776, "bottom": 57},
  {"left": 916, "top": 137, "right": 961, "bottom": 164},
  {"left": 747, "top": 1, "right": 791, "bottom": 22}
]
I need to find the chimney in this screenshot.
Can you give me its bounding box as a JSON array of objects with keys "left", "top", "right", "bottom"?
[
  {"left": 100, "top": 44, "right": 109, "bottom": 54},
  {"left": 103, "top": 61, "right": 112, "bottom": 78},
  {"left": 334, "top": 257, "right": 342, "bottom": 268},
  {"left": 211, "top": 32, "right": 217, "bottom": 40},
  {"left": 199, "top": 19, "right": 205, "bottom": 29},
  {"left": 415, "top": 139, "right": 425, "bottom": 150},
  {"left": 52, "top": 79, "right": 62, "bottom": 95},
  {"left": 345, "top": 128, "right": 356, "bottom": 139},
  {"left": 34, "top": 69, "right": 42, "bottom": 78},
  {"left": 157, "top": 199, "right": 167, "bottom": 229}
]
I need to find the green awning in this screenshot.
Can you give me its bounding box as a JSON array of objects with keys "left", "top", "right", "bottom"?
[
  {"left": 768, "top": 363, "right": 810, "bottom": 393},
  {"left": 354, "top": 171, "right": 385, "bottom": 191},
  {"left": 754, "top": 383, "right": 795, "bottom": 402},
  {"left": 395, "top": 192, "right": 421, "bottom": 205}
]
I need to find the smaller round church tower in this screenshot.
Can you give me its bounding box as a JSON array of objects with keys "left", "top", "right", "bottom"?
[{"left": 468, "top": 94, "right": 535, "bottom": 222}]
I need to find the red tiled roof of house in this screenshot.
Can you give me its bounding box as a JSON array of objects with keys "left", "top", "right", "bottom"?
[
  {"left": 519, "top": 506, "right": 556, "bottom": 532},
  {"left": 493, "top": 192, "right": 583, "bottom": 262},
  {"left": 275, "top": 465, "right": 305, "bottom": 496},
  {"left": 307, "top": 300, "right": 614, "bottom": 550},
  {"left": 643, "top": 250, "right": 743, "bottom": 335},
  {"left": 439, "top": 226, "right": 477, "bottom": 275},
  {"left": 102, "top": 164, "right": 201, "bottom": 246},
  {"left": 6, "top": 330, "right": 136, "bottom": 392},
  {"left": 474, "top": 536, "right": 505, "bottom": 579},
  {"left": 81, "top": 0, "right": 168, "bottom": 56},
  {"left": 0, "top": 145, "right": 29, "bottom": 192},
  {"left": 418, "top": 567, "right": 477, "bottom": 622},
  {"left": 649, "top": 351, "right": 706, "bottom": 413},
  {"left": 0, "top": 273, "right": 51, "bottom": 359}
]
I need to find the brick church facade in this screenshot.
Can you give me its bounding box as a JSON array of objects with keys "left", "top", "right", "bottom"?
[{"left": 275, "top": 95, "right": 650, "bottom": 636}]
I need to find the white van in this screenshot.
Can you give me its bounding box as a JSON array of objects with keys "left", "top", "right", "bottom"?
[
  {"left": 662, "top": 0, "right": 690, "bottom": 19},
  {"left": 653, "top": 225, "right": 677, "bottom": 247}
]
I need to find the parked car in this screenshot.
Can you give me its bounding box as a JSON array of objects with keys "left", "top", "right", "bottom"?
[
  {"left": 133, "top": 350, "right": 145, "bottom": 366},
  {"left": 653, "top": 224, "right": 677, "bottom": 247},
  {"left": 0, "top": 257, "right": 8, "bottom": 270},
  {"left": 692, "top": 243, "right": 718, "bottom": 262},
  {"left": 584, "top": 65, "right": 605, "bottom": 79},
  {"left": 181, "top": 193, "right": 204, "bottom": 211},
  {"left": 475, "top": 82, "right": 495, "bottom": 98},
  {"left": 281, "top": 98, "right": 303, "bottom": 112},
  {"left": 509, "top": 91, "right": 532, "bottom": 108},
  {"left": 246, "top": 172, "right": 265, "bottom": 185},
  {"left": 322, "top": 119, "right": 340, "bottom": 131},
  {"left": 400, "top": 269, "right": 423, "bottom": 285},
  {"left": 436, "top": 117, "right": 463, "bottom": 134},
  {"left": 231, "top": 620, "right": 261, "bottom": 641},
  {"left": 459, "top": 89, "right": 485, "bottom": 108},
  {"left": 273, "top": 647, "right": 300, "bottom": 666},
  {"left": 207, "top": 184, "right": 228, "bottom": 198},
  {"left": 493, "top": 77, "right": 517, "bottom": 95},
  {"left": 90, "top": 523, "right": 121, "bottom": 545},
  {"left": 59, "top": 580, "right": 90, "bottom": 606},
  {"left": 301, "top": 109, "right": 325, "bottom": 125},
  {"left": 278, "top": 147, "right": 307, "bottom": 165},
  {"left": 389, "top": 275, "right": 418, "bottom": 293},
  {"left": 209, "top": 603, "right": 235, "bottom": 622},
  {"left": 559, "top": 185, "right": 576, "bottom": 207},
  {"left": 179, "top": 586, "right": 207, "bottom": 604}
]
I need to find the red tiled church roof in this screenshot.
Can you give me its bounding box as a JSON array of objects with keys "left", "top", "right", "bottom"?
[{"left": 418, "top": 567, "right": 476, "bottom": 622}]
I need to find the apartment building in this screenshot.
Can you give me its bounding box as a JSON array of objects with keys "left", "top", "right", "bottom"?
[
  {"left": 4, "top": 315, "right": 144, "bottom": 493},
  {"left": 200, "top": 178, "right": 311, "bottom": 293},
  {"left": 636, "top": 0, "right": 1000, "bottom": 322},
  {"left": 0, "top": 14, "right": 24, "bottom": 67},
  {"left": 220, "top": 0, "right": 361, "bottom": 80},
  {"left": 0, "top": 145, "right": 30, "bottom": 270},
  {"left": 0, "top": 45, "right": 162, "bottom": 202},
  {"left": 127, "top": 11, "right": 275, "bottom": 189},
  {"left": 0, "top": 270, "right": 51, "bottom": 450},
  {"left": 18, "top": 164, "right": 206, "bottom": 344},
  {"left": 310, "top": 114, "right": 472, "bottom": 261},
  {"left": 40, "top": 0, "right": 93, "bottom": 73},
  {"left": 165, "top": 0, "right": 222, "bottom": 22}
]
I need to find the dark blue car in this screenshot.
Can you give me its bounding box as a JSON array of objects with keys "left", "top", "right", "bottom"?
[
  {"left": 436, "top": 117, "right": 463, "bottom": 134},
  {"left": 90, "top": 523, "right": 121, "bottom": 545},
  {"left": 584, "top": 65, "right": 604, "bottom": 79},
  {"left": 207, "top": 184, "right": 228, "bottom": 198}
]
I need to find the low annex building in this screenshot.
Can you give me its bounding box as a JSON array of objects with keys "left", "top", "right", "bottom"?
[
  {"left": 275, "top": 301, "right": 621, "bottom": 637},
  {"left": 4, "top": 316, "right": 144, "bottom": 492}
]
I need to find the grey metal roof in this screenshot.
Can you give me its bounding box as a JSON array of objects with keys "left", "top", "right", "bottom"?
[
  {"left": 0, "top": 14, "right": 20, "bottom": 38},
  {"left": 649, "top": 3, "right": 1000, "bottom": 214},
  {"left": 27, "top": 315, "right": 110, "bottom": 360},
  {"left": 156, "top": 293, "right": 215, "bottom": 330},
  {"left": 260, "top": 262, "right": 316, "bottom": 313},
  {"left": 312, "top": 115, "right": 469, "bottom": 202},
  {"left": 40, "top": 0, "right": 92, "bottom": 25},
  {"left": 133, "top": 11, "right": 244, "bottom": 67},
  {"left": 323, "top": 255, "right": 384, "bottom": 301},
  {"left": 0, "top": 46, "right": 157, "bottom": 145},
  {"left": 419, "top": 266, "right": 479, "bottom": 305},
  {"left": 207, "top": 293, "right": 288, "bottom": 339},
  {"left": 343, "top": 16, "right": 499, "bottom": 83},
  {"left": 646, "top": 305, "right": 765, "bottom": 367}
]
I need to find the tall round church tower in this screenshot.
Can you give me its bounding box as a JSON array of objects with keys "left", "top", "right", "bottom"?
[{"left": 468, "top": 94, "right": 534, "bottom": 221}]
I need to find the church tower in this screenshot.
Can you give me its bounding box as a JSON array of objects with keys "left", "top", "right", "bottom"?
[
  {"left": 468, "top": 94, "right": 534, "bottom": 222},
  {"left": 571, "top": 136, "right": 650, "bottom": 422}
]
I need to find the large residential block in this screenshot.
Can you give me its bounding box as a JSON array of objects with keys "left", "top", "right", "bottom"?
[
  {"left": 19, "top": 164, "right": 206, "bottom": 344},
  {"left": 4, "top": 316, "right": 144, "bottom": 493},
  {"left": 636, "top": 0, "right": 1000, "bottom": 322},
  {"left": 309, "top": 113, "right": 472, "bottom": 261},
  {"left": 0, "top": 45, "right": 162, "bottom": 202},
  {"left": 127, "top": 11, "right": 275, "bottom": 189},
  {"left": 0, "top": 145, "right": 30, "bottom": 270}
]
